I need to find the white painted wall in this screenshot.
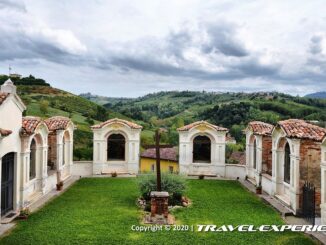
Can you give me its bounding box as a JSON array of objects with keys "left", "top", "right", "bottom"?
[
  {"left": 92, "top": 122, "right": 141, "bottom": 174},
  {"left": 178, "top": 123, "right": 227, "bottom": 176},
  {"left": 72, "top": 161, "right": 93, "bottom": 176},
  {"left": 0, "top": 82, "right": 76, "bottom": 218},
  {"left": 225, "top": 164, "right": 246, "bottom": 179},
  {"left": 272, "top": 127, "right": 301, "bottom": 214},
  {"left": 0, "top": 95, "right": 25, "bottom": 216},
  {"left": 261, "top": 174, "right": 273, "bottom": 195},
  {"left": 320, "top": 139, "right": 326, "bottom": 225}
]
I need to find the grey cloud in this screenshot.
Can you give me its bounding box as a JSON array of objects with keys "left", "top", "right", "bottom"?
[
  {"left": 309, "top": 34, "right": 323, "bottom": 54},
  {"left": 108, "top": 54, "right": 279, "bottom": 81},
  {"left": 203, "top": 22, "right": 248, "bottom": 57},
  {"left": 234, "top": 59, "right": 280, "bottom": 76},
  {"left": 0, "top": 30, "right": 70, "bottom": 62},
  {"left": 166, "top": 29, "right": 192, "bottom": 59},
  {"left": 0, "top": 25, "right": 90, "bottom": 68},
  {"left": 0, "top": 0, "right": 26, "bottom": 12},
  {"left": 100, "top": 22, "right": 279, "bottom": 80}
]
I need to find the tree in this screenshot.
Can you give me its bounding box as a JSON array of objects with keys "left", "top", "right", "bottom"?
[{"left": 39, "top": 100, "right": 49, "bottom": 115}]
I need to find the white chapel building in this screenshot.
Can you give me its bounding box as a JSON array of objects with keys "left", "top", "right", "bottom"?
[
  {"left": 0, "top": 79, "right": 74, "bottom": 220},
  {"left": 91, "top": 118, "right": 142, "bottom": 175},
  {"left": 177, "top": 121, "right": 228, "bottom": 176}
]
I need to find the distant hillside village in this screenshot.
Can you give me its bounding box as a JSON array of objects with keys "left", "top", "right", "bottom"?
[{"left": 0, "top": 74, "right": 50, "bottom": 86}]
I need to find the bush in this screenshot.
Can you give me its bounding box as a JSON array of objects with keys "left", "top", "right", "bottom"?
[
  {"left": 74, "top": 147, "right": 93, "bottom": 161},
  {"left": 138, "top": 173, "right": 187, "bottom": 206}
]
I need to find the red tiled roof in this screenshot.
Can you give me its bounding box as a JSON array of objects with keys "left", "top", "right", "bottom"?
[
  {"left": 277, "top": 119, "right": 326, "bottom": 142},
  {"left": 21, "top": 116, "right": 43, "bottom": 136},
  {"left": 141, "top": 147, "right": 178, "bottom": 161},
  {"left": 0, "top": 92, "right": 9, "bottom": 106},
  {"left": 177, "top": 121, "right": 228, "bottom": 132},
  {"left": 91, "top": 118, "right": 142, "bottom": 129},
  {"left": 45, "top": 116, "right": 71, "bottom": 131},
  {"left": 229, "top": 151, "right": 246, "bottom": 165},
  {"left": 248, "top": 121, "right": 274, "bottom": 136},
  {"left": 0, "top": 128, "right": 12, "bottom": 137}
]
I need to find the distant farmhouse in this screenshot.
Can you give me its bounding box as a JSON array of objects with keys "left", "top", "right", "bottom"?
[{"left": 140, "top": 147, "right": 178, "bottom": 173}]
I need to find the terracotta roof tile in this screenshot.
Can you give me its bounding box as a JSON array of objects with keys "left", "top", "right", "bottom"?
[
  {"left": 141, "top": 147, "right": 178, "bottom": 161},
  {"left": 248, "top": 121, "right": 274, "bottom": 136},
  {"left": 45, "top": 116, "right": 71, "bottom": 131},
  {"left": 91, "top": 118, "right": 142, "bottom": 129},
  {"left": 177, "top": 121, "right": 228, "bottom": 132},
  {"left": 0, "top": 128, "right": 12, "bottom": 137},
  {"left": 21, "top": 116, "right": 43, "bottom": 136},
  {"left": 0, "top": 92, "right": 9, "bottom": 106},
  {"left": 278, "top": 119, "right": 326, "bottom": 142}
]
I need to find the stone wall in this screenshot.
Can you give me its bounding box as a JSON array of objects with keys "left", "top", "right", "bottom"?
[
  {"left": 47, "top": 133, "right": 57, "bottom": 168},
  {"left": 262, "top": 136, "right": 272, "bottom": 175},
  {"left": 299, "top": 139, "right": 321, "bottom": 213}
]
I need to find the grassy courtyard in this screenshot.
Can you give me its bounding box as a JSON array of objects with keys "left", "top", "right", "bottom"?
[{"left": 0, "top": 178, "right": 315, "bottom": 245}]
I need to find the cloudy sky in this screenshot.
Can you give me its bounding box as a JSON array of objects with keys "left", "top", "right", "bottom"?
[{"left": 0, "top": 0, "right": 326, "bottom": 97}]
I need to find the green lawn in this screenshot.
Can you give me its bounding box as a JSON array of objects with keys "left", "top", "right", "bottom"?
[{"left": 0, "top": 179, "right": 315, "bottom": 245}]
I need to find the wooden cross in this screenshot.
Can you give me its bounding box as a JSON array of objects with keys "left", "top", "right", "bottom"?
[
  {"left": 155, "top": 129, "right": 162, "bottom": 192},
  {"left": 144, "top": 129, "right": 171, "bottom": 192}
]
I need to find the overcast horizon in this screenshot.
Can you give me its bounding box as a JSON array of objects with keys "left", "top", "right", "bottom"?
[{"left": 1, "top": 0, "right": 326, "bottom": 97}]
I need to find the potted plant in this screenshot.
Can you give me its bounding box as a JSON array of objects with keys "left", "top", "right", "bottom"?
[
  {"left": 256, "top": 185, "right": 262, "bottom": 194},
  {"left": 111, "top": 172, "right": 117, "bottom": 177},
  {"left": 18, "top": 208, "right": 30, "bottom": 220},
  {"left": 56, "top": 181, "right": 64, "bottom": 191}
]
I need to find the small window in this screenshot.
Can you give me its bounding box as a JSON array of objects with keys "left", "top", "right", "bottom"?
[
  {"left": 151, "top": 164, "right": 155, "bottom": 172},
  {"left": 29, "top": 139, "right": 36, "bottom": 180},
  {"left": 169, "top": 166, "right": 174, "bottom": 173},
  {"left": 62, "top": 138, "right": 65, "bottom": 166},
  {"left": 284, "top": 143, "right": 291, "bottom": 184},
  {"left": 193, "top": 135, "right": 211, "bottom": 163},
  {"left": 253, "top": 140, "right": 257, "bottom": 169},
  {"left": 107, "top": 134, "right": 126, "bottom": 161}
]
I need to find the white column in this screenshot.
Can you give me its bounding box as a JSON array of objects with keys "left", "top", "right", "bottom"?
[
  {"left": 178, "top": 141, "right": 190, "bottom": 175},
  {"left": 69, "top": 140, "right": 73, "bottom": 165},
  {"left": 92, "top": 139, "right": 106, "bottom": 175},
  {"left": 289, "top": 140, "right": 300, "bottom": 213},
  {"left": 56, "top": 131, "right": 64, "bottom": 182},
  {"left": 320, "top": 144, "right": 326, "bottom": 225},
  {"left": 272, "top": 147, "right": 280, "bottom": 195},
  {"left": 63, "top": 139, "right": 72, "bottom": 176},
  {"left": 41, "top": 146, "right": 48, "bottom": 194},
  {"left": 247, "top": 144, "right": 254, "bottom": 178},
  {"left": 20, "top": 152, "right": 30, "bottom": 207},
  {"left": 0, "top": 157, "right": 2, "bottom": 223}
]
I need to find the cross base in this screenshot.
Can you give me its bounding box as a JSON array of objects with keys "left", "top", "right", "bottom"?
[{"left": 150, "top": 191, "right": 169, "bottom": 218}]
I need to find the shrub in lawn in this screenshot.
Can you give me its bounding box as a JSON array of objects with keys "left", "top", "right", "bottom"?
[{"left": 138, "top": 173, "right": 187, "bottom": 206}]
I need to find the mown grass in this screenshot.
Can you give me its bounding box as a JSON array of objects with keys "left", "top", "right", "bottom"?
[{"left": 0, "top": 178, "right": 316, "bottom": 245}]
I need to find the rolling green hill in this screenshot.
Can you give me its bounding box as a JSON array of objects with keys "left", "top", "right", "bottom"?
[
  {"left": 4, "top": 73, "right": 325, "bottom": 161},
  {"left": 1, "top": 75, "right": 136, "bottom": 160},
  {"left": 18, "top": 85, "right": 134, "bottom": 160},
  {"left": 305, "top": 91, "right": 326, "bottom": 99},
  {"left": 90, "top": 91, "right": 326, "bottom": 145}
]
